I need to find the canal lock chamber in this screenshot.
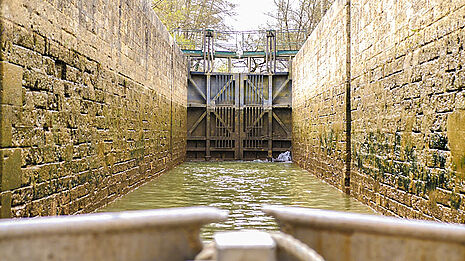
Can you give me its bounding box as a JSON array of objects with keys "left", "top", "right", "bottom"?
[{"left": 1, "top": 0, "right": 465, "bottom": 260}]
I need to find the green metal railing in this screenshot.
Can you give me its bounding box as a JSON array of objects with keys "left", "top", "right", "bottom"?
[{"left": 172, "top": 29, "right": 306, "bottom": 57}]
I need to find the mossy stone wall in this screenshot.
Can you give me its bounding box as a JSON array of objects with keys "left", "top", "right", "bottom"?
[
  {"left": 293, "top": 0, "right": 465, "bottom": 222},
  {"left": 0, "top": 0, "right": 187, "bottom": 217}
]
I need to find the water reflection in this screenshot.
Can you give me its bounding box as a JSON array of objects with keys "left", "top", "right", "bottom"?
[{"left": 99, "top": 162, "right": 374, "bottom": 240}]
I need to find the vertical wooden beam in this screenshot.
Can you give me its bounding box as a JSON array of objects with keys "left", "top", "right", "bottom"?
[
  {"left": 169, "top": 45, "right": 174, "bottom": 161},
  {"left": 267, "top": 74, "right": 273, "bottom": 160},
  {"left": 344, "top": 0, "right": 352, "bottom": 193},
  {"left": 234, "top": 74, "right": 240, "bottom": 160},
  {"left": 239, "top": 74, "right": 245, "bottom": 160},
  {"left": 206, "top": 73, "right": 211, "bottom": 161}
]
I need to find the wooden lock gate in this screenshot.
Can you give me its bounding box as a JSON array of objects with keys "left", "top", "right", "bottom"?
[{"left": 187, "top": 72, "right": 292, "bottom": 161}]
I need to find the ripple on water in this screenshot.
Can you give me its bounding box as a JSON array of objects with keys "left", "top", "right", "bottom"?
[{"left": 98, "top": 162, "right": 375, "bottom": 240}]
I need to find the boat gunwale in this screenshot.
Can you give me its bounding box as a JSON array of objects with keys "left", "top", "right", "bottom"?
[
  {"left": 263, "top": 205, "right": 465, "bottom": 244},
  {"left": 0, "top": 207, "right": 228, "bottom": 239}
]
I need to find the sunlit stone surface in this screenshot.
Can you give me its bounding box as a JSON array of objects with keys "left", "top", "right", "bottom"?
[{"left": 215, "top": 230, "right": 276, "bottom": 261}]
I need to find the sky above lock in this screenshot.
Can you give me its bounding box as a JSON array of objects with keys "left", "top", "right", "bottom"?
[{"left": 227, "top": 0, "right": 273, "bottom": 30}]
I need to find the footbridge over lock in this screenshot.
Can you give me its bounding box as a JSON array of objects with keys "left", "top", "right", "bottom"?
[{"left": 175, "top": 29, "right": 306, "bottom": 160}]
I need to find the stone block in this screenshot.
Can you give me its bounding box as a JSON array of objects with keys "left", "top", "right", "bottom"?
[
  {"left": 0, "top": 191, "right": 12, "bottom": 218},
  {"left": 0, "top": 148, "right": 22, "bottom": 191},
  {"left": 0, "top": 105, "right": 13, "bottom": 147},
  {"left": 0, "top": 62, "right": 23, "bottom": 106},
  {"left": 215, "top": 231, "right": 276, "bottom": 261},
  {"left": 447, "top": 111, "right": 465, "bottom": 177}
]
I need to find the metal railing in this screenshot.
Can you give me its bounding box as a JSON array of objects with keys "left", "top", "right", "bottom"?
[
  {"left": 173, "top": 29, "right": 307, "bottom": 53},
  {"left": 173, "top": 29, "right": 307, "bottom": 73}
]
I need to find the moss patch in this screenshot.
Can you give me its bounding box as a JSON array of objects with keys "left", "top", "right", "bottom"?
[
  {"left": 319, "top": 129, "right": 339, "bottom": 155},
  {"left": 353, "top": 131, "right": 454, "bottom": 197}
]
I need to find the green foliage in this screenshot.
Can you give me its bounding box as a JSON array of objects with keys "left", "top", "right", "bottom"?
[
  {"left": 175, "top": 34, "right": 197, "bottom": 50},
  {"left": 267, "top": 0, "right": 335, "bottom": 48},
  {"left": 152, "top": 0, "right": 236, "bottom": 31}
]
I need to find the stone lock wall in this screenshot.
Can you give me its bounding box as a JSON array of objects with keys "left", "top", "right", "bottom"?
[
  {"left": 292, "top": 0, "right": 351, "bottom": 191},
  {"left": 0, "top": 0, "right": 187, "bottom": 217},
  {"left": 350, "top": 0, "right": 465, "bottom": 222},
  {"left": 293, "top": 0, "right": 465, "bottom": 222}
]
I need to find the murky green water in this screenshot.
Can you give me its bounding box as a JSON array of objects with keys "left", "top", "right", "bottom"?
[{"left": 99, "top": 162, "right": 374, "bottom": 240}]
